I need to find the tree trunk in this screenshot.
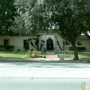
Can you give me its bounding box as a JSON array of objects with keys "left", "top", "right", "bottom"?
[
  {"left": 40, "top": 43, "right": 44, "bottom": 50},
  {"left": 71, "top": 42, "right": 79, "bottom": 60},
  {"left": 35, "top": 39, "right": 39, "bottom": 50},
  {"left": 30, "top": 41, "right": 37, "bottom": 50},
  {"left": 56, "top": 41, "right": 63, "bottom": 51},
  {"left": 55, "top": 36, "right": 64, "bottom": 51}
]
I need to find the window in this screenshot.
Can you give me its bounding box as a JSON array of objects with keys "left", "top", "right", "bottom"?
[
  {"left": 4, "top": 39, "right": 10, "bottom": 45},
  {"left": 77, "top": 41, "right": 82, "bottom": 45},
  {"left": 65, "top": 41, "right": 69, "bottom": 45},
  {"left": 23, "top": 40, "right": 29, "bottom": 50}
]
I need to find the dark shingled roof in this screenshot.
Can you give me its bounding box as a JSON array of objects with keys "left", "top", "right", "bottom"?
[{"left": 78, "top": 35, "right": 89, "bottom": 40}]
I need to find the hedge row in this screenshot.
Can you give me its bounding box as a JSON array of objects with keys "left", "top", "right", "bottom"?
[
  {"left": 69, "top": 47, "right": 86, "bottom": 51},
  {"left": 0, "top": 45, "right": 14, "bottom": 51}
]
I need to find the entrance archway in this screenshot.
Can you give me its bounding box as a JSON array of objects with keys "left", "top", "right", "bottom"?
[{"left": 47, "top": 38, "right": 54, "bottom": 50}]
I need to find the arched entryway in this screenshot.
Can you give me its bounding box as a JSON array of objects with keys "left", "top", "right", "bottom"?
[{"left": 47, "top": 38, "right": 54, "bottom": 50}]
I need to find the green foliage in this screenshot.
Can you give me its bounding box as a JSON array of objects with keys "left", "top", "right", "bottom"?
[
  {"left": 13, "top": 0, "right": 39, "bottom": 35},
  {"left": 40, "top": 0, "right": 89, "bottom": 60},
  {"left": 41, "top": 40, "right": 45, "bottom": 43},
  {"left": 0, "top": 51, "right": 27, "bottom": 59},
  {"left": 27, "top": 50, "right": 45, "bottom": 58},
  {"left": 69, "top": 47, "right": 86, "bottom": 51},
  {"left": 28, "top": 34, "right": 45, "bottom": 50},
  {"left": 0, "top": 0, "right": 17, "bottom": 35},
  {"left": 0, "top": 45, "right": 14, "bottom": 51},
  {"left": 47, "top": 0, "right": 88, "bottom": 43}
]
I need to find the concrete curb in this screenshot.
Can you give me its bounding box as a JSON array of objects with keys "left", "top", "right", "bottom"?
[
  {"left": 39, "top": 60, "right": 88, "bottom": 63},
  {"left": 0, "top": 58, "right": 89, "bottom": 63}
]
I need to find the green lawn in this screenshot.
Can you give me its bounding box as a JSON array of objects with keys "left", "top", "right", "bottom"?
[
  {"left": 64, "top": 52, "right": 90, "bottom": 60},
  {"left": 0, "top": 51, "right": 90, "bottom": 59},
  {"left": 0, "top": 51, "right": 90, "bottom": 61},
  {"left": 0, "top": 51, "right": 27, "bottom": 58},
  {"left": 0, "top": 51, "right": 46, "bottom": 62}
]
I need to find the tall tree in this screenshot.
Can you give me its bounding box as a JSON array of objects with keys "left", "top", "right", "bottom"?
[
  {"left": 13, "top": 0, "right": 40, "bottom": 35},
  {"left": 14, "top": 0, "right": 50, "bottom": 35},
  {"left": 83, "top": 3, "right": 90, "bottom": 40},
  {"left": 0, "top": 0, "right": 17, "bottom": 35},
  {"left": 40, "top": 0, "right": 89, "bottom": 60},
  {"left": 14, "top": 0, "right": 90, "bottom": 60}
]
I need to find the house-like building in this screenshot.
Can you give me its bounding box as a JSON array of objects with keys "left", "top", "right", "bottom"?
[{"left": 0, "top": 33, "right": 90, "bottom": 52}]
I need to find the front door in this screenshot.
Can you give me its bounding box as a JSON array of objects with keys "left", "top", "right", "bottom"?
[
  {"left": 23, "top": 40, "right": 29, "bottom": 50},
  {"left": 47, "top": 38, "right": 53, "bottom": 50}
]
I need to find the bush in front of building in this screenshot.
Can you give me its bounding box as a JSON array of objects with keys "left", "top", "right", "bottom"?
[
  {"left": 69, "top": 47, "right": 86, "bottom": 51},
  {"left": 27, "top": 49, "right": 46, "bottom": 58},
  {"left": 0, "top": 45, "right": 14, "bottom": 51}
]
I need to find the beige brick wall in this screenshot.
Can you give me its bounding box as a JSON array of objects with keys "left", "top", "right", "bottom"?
[
  {"left": 76, "top": 40, "right": 90, "bottom": 51},
  {"left": 63, "top": 40, "right": 90, "bottom": 52},
  {"left": 0, "top": 36, "right": 30, "bottom": 51},
  {"left": 0, "top": 35, "right": 45, "bottom": 51},
  {"left": 0, "top": 35, "right": 90, "bottom": 52}
]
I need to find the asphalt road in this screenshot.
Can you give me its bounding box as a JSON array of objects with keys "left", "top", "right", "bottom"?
[
  {"left": 0, "top": 78, "right": 90, "bottom": 90},
  {"left": 0, "top": 62, "right": 90, "bottom": 90},
  {"left": 0, "top": 62, "right": 90, "bottom": 68}
]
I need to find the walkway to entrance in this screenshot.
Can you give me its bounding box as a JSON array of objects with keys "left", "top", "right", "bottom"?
[{"left": 46, "top": 51, "right": 59, "bottom": 60}]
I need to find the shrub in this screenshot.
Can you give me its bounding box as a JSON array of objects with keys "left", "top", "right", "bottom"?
[
  {"left": 27, "top": 50, "right": 45, "bottom": 58},
  {"left": 31, "top": 50, "right": 41, "bottom": 58},
  {"left": 27, "top": 49, "right": 34, "bottom": 57},
  {"left": 69, "top": 47, "right": 86, "bottom": 51},
  {"left": 0, "top": 45, "right": 14, "bottom": 51},
  {"left": 4, "top": 45, "right": 14, "bottom": 51}
]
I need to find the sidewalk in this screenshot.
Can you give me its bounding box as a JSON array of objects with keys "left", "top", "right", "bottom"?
[
  {"left": 44, "top": 51, "right": 88, "bottom": 63},
  {"left": 46, "top": 51, "right": 59, "bottom": 61}
]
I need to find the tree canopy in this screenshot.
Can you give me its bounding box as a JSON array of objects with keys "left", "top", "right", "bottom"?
[
  {"left": 0, "top": 0, "right": 17, "bottom": 35},
  {"left": 28, "top": 0, "right": 90, "bottom": 60},
  {"left": 1, "top": 0, "right": 90, "bottom": 60},
  {"left": 11, "top": 0, "right": 90, "bottom": 59}
]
